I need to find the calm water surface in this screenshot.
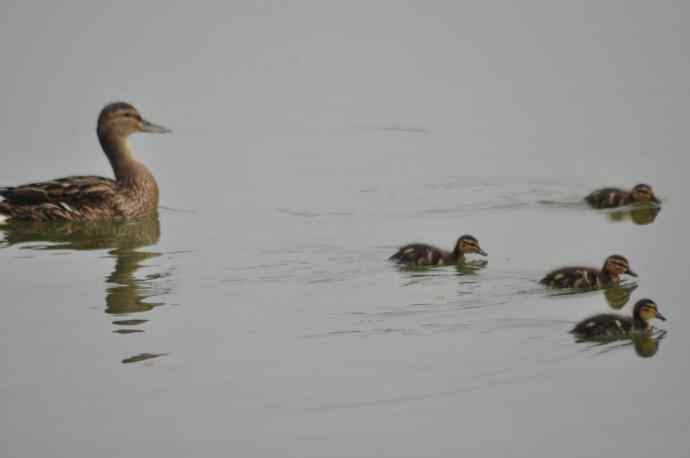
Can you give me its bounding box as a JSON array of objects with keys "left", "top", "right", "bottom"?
[{"left": 1, "top": 2, "right": 689, "bottom": 457}]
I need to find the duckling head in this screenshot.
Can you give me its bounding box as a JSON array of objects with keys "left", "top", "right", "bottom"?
[
  {"left": 634, "top": 298, "right": 666, "bottom": 325},
  {"left": 631, "top": 183, "right": 660, "bottom": 204},
  {"left": 97, "top": 102, "right": 171, "bottom": 139},
  {"left": 603, "top": 254, "right": 637, "bottom": 278},
  {"left": 454, "top": 234, "right": 487, "bottom": 257}
]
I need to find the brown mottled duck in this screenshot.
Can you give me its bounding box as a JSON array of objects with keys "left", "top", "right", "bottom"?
[
  {"left": 585, "top": 183, "right": 659, "bottom": 209},
  {"left": 389, "top": 234, "right": 487, "bottom": 267},
  {"left": 571, "top": 298, "right": 666, "bottom": 338},
  {"left": 0, "top": 102, "right": 170, "bottom": 223},
  {"left": 540, "top": 254, "right": 637, "bottom": 289}
]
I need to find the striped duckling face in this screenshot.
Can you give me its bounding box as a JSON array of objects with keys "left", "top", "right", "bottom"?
[
  {"left": 603, "top": 255, "right": 637, "bottom": 278},
  {"left": 631, "top": 184, "right": 660, "bottom": 204},
  {"left": 634, "top": 299, "right": 666, "bottom": 325},
  {"left": 97, "top": 102, "right": 171, "bottom": 138},
  {"left": 454, "top": 235, "right": 487, "bottom": 256}
]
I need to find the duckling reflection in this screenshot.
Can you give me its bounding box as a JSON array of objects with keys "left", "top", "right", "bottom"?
[
  {"left": 121, "top": 352, "right": 168, "bottom": 364},
  {"left": 603, "top": 284, "right": 638, "bottom": 310},
  {"left": 605, "top": 206, "right": 661, "bottom": 226},
  {"left": 577, "top": 331, "right": 666, "bottom": 358},
  {"left": 632, "top": 332, "right": 665, "bottom": 358},
  {"left": 455, "top": 259, "right": 488, "bottom": 275},
  {"left": 0, "top": 214, "right": 167, "bottom": 336}
]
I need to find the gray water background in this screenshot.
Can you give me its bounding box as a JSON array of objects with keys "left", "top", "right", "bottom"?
[{"left": 1, "top": 2, "right": 689, "bottom": 457}]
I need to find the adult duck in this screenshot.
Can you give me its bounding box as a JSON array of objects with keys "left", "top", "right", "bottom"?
[{"left": 0, "top": 102, "right": 170, "bottom": 223}]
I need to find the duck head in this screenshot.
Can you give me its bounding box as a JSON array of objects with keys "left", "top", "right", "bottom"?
[
  {"left": 97, "top": 102, "right": 171, "bottom": 139},
  {"left": 633, "top": 298, "right": 667, "bottom": 327},
  {"left": 454, "top": 234, "right": 487, "bottom": 257},
  {"left": 603, "top": 254, "right": 637, "bottom": 279},
  {"left": 631, "top": 183, "right": 660, "bottom": 204}
]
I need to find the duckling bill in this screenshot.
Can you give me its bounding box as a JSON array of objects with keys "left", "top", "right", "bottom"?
[
  {"left": 571, "top": 298, "right": 666, "bottom": 338},
  {"left": 0, "top": 102, "right": 170, "bottom": 222},
  {"left": 585, "top": 183, "right": 659, "bottom": 209},
  {"left": 389, "top": 234, "right": 487, "bottom": 267},
  {"left": 540, "top": 254, "right": 637, "bottom": 289}
]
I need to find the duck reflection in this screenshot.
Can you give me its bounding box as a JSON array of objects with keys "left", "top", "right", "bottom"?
[
  {"left": 632, "top": 332, "right": 665, "bottom": 358},
  {"left": 455, "top": 259, "right": 488, "bottom": 275},
  {"left": 0, "top": 213, "right": 169, "bottom": 363},
  {"left": 605, "top": 206, "right": 661, "bottom": 226},
  {"left": 579, "top": 330, "right": 666, "bottom": 358},
  {"left": 603, "top": 284, "right": 638, "bottom": 310},
  {"left": 121, "top": 352, "right": 168, "bottom": 364},
  {"left": 106, "top": 243, "right": 163, "bottom": 318}
]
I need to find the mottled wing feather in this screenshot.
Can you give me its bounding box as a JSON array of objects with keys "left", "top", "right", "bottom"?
[
  {"left": 571, "top": 314, "right": 633, "bottom": 337},
  {"left": 585, "top": 188, "right": 629, "bottom": 209},
  {"left": 540, "top": 266, "right": 599, "bottom": 288},
  {"left": 390, "top": 243, "right": 447, "bottom": 266},
  {"left": 0, "top": 176, "right": 118, "bottom": 221},
  {"left": 0, "top": 176, "right": 115, "bottom": 205}
]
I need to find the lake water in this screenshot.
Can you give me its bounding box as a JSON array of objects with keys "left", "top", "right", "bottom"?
[{"left": 1, "top": 2, "right": 689, "bottom": 457}]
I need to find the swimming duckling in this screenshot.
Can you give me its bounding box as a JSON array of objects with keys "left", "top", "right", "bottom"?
[
  {"left": 0, "top": 102, "right": 170, "bottom": 223},
  {"left": 389, "top": 234, "right": 487, "bottom": 267},
  {"left": 539, "top": 254, "right": 637, "bottom": 289},
  {"left": 571, "top": 298, "right": 666, "bottom": 338},
  {"left": 585, "top": 183, "right": 659, "bottom": 209}
]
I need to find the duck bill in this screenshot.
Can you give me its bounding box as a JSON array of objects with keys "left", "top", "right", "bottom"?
[
  {"left": 476, "top": 248, "right": 488, "bottom": 256},
  {"left": 140, "top": 118, "right": 172, "bottom": 134},
  {"left": 651, "top": 195, "right": 661, "bottom": 204},
  {"left": 626, "top": 269, "right": 638, "bottom": 277},
  {"left": 656, "top": 311, "right": 667, "bottom": 321}
]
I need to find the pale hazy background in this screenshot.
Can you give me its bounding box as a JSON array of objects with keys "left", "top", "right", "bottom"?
[{"left": 1, "top": 2, "right": 689, "bottom": 457}]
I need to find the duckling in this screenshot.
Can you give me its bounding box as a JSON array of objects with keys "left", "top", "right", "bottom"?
[
  {"left": 0, "top": 102, "right": 170, "bottom": 223},
  {"left": 389, "top": 234, "right": 487, "bottom": 267},
  {"left": 539, "top": 254, "right": 637, "bottom": 289},
  {"left": 585, "top": 183, "right": 659, "bottom": 209},
  {"left": 571, "top": 298, "right": 666, "bottom": 338}
]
